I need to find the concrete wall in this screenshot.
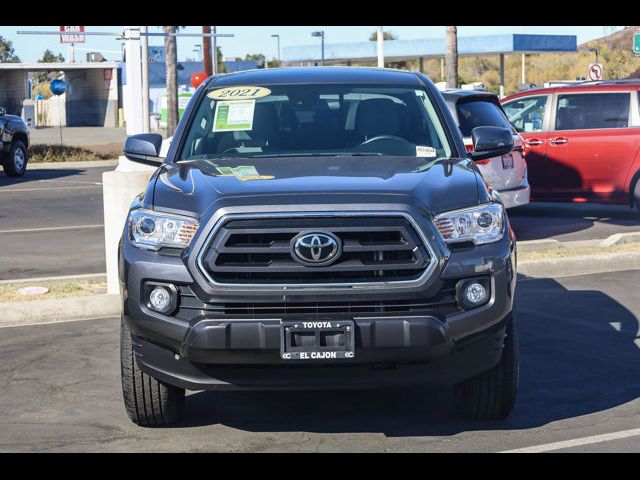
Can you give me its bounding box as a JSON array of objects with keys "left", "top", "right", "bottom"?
[
  {"left": 66, "top": 68, "right": 118, "bottom": 127},
  {"left": 35, "top": 94, "right": 67, "bottom": 126},
  {"left": 0, "top": 70, "right": 28, "bottom": 115}
]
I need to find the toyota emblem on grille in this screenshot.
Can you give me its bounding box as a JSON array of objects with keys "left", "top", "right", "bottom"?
[{"left": 291, "top": 231, "right": 341, "bottom": 266}]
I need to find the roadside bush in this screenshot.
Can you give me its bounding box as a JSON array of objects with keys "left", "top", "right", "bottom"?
[{"left": 28, "top": 144, "right": 114, "bottom": 163}]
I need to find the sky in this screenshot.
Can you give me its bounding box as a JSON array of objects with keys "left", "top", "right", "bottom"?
[{"left": 0, "top": 26, "right": 624, "bottom": 63}]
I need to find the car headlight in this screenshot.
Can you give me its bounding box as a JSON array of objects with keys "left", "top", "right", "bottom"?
[
  {"left": 433, "top": 203, "right": 504, "bottom": 245},
  {"left": 129, "top": 209, "right": 198, "bottom": 250}
]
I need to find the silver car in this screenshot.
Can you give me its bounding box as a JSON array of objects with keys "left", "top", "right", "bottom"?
[{"left": 442, "top": 89, "right": 530, "bottom": 209}]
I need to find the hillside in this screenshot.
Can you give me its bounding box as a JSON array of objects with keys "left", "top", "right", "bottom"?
[{"left": 579, "top": 26, "right": 640, "bottom": 51}]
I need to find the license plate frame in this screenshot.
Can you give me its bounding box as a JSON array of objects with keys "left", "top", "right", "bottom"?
[
  {"left": 280, "top": 320, "right": 355, "bottom": 360},
  {"left": 502, "top": 153, "right": 514, "bottom": 169}
]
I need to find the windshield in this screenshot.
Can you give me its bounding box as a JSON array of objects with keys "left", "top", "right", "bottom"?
[{"left": 179, "top": 83, "right": 453, "bottom": 161}]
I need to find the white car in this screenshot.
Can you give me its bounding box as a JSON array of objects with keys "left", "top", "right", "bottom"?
[{"left": 441, "top": 89, "right": 530, "bottom": 209}]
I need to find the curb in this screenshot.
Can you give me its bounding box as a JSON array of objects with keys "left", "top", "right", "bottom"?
[
  {"left": 29, "top": 159, "right": 118, "bottom": 170},
  {"left": 2, "top": 294, "right": 121, "bottom": 328},
  {"left": 0, "top": 273, "right": 106, "bottom": 285},
  {"left": 519, "top": 231, "right": 640, "bottom": 253},
  {"left": 598, "top": 232, "right": 640, "bottom": 248},
  {"left": 518, "top": 251, "right": 640, "bottom": 279}
]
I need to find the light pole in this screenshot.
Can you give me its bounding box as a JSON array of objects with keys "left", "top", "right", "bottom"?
[
  {"left": 271, "top": 34, "right": 280, "bottom": 64},
  {"left": 311, "top": 30, "right": 324, "bottom": 66}
]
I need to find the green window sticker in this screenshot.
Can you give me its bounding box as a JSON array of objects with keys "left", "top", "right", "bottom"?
[{"left": 213, "top": 100, "right": 256, "bottom": 132}]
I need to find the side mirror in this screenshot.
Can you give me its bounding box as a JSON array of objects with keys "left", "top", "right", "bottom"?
[
  {"left": 124, "top": 133, "right": 164, "bottom": 166},
  {"left": 468, "top": 126, "right": 514, "bottom": 162}
]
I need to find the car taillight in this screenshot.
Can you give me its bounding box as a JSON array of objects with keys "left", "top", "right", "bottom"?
[{"left": 465, "top": 144, "right": 474, "bottom": 153}]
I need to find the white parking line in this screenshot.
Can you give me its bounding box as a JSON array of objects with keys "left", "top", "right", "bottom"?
[
  {"left": 500, "top": 428, "right": 640, "bottom": 453},
  {"left": 0, "top": 224, "right": 104, "bottom": 234},
  {"left": 0, "top": 186, "right": 101, "bottom": 193}
]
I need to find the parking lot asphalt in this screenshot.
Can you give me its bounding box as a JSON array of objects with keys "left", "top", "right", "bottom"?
[
  {"left": 1, "top": 165, "right": 640, "bottom": 281},
  {"left": 0, "top": 166, "right": 108, "bottom": 280},
  {"left": 508, "top": 202, "right": 640, "bottom": 242},
  {"left": 1, "top": 269, "right": 639, "bottom": 452}
]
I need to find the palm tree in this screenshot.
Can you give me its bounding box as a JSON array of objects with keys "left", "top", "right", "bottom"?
[
  {"left": 164, "top": 26, "right": 178, "bottom": 136},
  {"left": 445, "top": 26, "right": 458, "bottom": 88}
]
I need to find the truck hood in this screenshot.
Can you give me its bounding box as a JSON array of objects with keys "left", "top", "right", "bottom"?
[{"left": 152, "top": 156, "right": 485, "bottom": 218}]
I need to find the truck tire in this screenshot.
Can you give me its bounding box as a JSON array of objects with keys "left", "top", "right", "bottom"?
[
  {"left": 120, "top": 317, "right": 185, "bottom": 427},
  {"left": 453, "top": 312, "right": 519, "bottom": 420},
  {"left": 633, "top": 177, "right": 640, "bottom": 214},
  {"left": 2, "top": 140, "right": 27, "bottom": 177}
]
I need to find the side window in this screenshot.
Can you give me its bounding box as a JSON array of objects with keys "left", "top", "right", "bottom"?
[
  {"left": 456, "top": 99, "right": 513, "bottom": 137},
  {"left": 555, "top": 93, "right": 630, "bottom": 131},
  {"left": 502, "top": 96, "right": 547, "bottom": 133}
]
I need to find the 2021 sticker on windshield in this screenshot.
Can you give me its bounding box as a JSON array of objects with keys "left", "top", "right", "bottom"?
[
  {"left": 213, "top": 100, "right": 256, "bottom": 132},
  {"left": 207, "top": 86, "right": 272, "bottom": 100}
]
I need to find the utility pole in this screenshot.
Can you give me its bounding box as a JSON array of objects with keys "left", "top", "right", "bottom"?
[
  {"left": 141, "top": 25, "right": 150, "bottom": 133},
  {"left": 123, "top": 26, "right": 143, "bottom": 135},
  {"left": 311, "top": 30, "right": 325, "bottom": 66},
  {"left": 212, "top": 26, "right": 218, "bottom": 74},
  {"left": 203, "top": 26, "right": 212, "bottom": 76},
  {"left": 377, "top": 26, "right": 384, "bottom": 68},
  {"left": 271, "top": 34, "right": 280, "bottom": 63}
]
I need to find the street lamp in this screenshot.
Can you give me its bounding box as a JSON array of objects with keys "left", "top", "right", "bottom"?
[
  {"left": 311, "top": 30, "right": 325, "bottom": 66},
  {"left": 271, "top": 34, "right": 280, "bottom": 64}
]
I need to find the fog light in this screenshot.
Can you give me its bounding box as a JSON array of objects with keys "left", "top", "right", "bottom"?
[
  {"left": 149, "top": 286, "right": 171, "bottom": 312},
  {"left": 456, "top": 277, "right": 490, "bottom": 310},
  {"left": 465, "top": 282, "right": 487, "bottom": 304}
]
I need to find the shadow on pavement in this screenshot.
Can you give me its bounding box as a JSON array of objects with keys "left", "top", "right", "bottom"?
[
  {"left": 172, "top": 277, "right": 640, "bottom": 437},
  {"left": 509, "top": 202, "right": 640, "bottom": 241},
  {"left": 0, "top": 169, "right": 84, "bottom": 185}
]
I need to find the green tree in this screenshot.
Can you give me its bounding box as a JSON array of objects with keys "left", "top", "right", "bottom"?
[
  {"left": 217, "top": 46, "right": 227, "bottom": 73},
  {"left": 368, "top": 30, "right": 397, "bottom": 41},
  {"left": 0, "top": 35, "right": 21, "bottom": 63},
  {"left": 33, "top": 49, "right": 65, "bottom": 83}
]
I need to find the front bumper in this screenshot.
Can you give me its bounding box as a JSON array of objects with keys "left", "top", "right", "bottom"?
[
  {"left": 120, "top": 222, "right": 516, "bottom": 390},
  {"left": 498, "top": 184, "right": 530, "bottom": 209}
]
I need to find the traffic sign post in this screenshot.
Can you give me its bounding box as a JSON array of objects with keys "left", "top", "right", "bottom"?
[{"left": 588, "top": 63, "right": 603, "bottom": 81}]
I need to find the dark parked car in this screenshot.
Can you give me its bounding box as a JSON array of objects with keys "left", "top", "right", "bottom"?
[
  {"left": 119, "top": 67, "right": 519, "bottom": 426},
  {"left": 0, "top": 107, "right": 29, "bottom": 177}
]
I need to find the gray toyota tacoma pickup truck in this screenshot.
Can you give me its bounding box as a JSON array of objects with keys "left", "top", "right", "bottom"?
[{"left": 119, "top": 67, "right": 519, "bottom": 426}]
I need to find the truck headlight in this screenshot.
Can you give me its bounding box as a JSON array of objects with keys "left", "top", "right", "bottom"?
[
  {"left": 129, "top": 209, "right": 198, "bottom": 250},
  {"left": 433, "top": 203, "right": 504, "bottom": 245}
]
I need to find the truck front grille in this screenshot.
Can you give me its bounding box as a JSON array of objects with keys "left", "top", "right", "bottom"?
[{"left": 198, "top": 214, "right": 434, "bottom": 286}]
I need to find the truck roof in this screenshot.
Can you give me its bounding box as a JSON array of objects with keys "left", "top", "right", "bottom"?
[{"left": 207, "top": 66, "right": 426, "bottom": 87}]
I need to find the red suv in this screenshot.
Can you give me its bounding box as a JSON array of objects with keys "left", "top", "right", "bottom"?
[{"left": 501, "top": 80, "right": 640, "bottom": 210}]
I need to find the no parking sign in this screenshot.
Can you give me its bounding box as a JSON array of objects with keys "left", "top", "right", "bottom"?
[{"left": 588, "top": 63, "right": 603, "bottom": 81}]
